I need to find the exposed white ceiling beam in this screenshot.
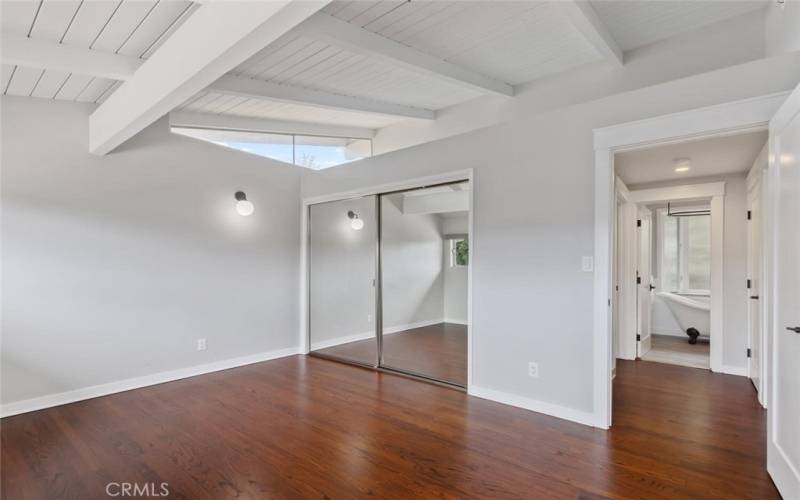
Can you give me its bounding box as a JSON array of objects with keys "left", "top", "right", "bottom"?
[
  {"left": 294, "top": 12, "right": 514, "bottom": 97},
  {"left": 560, "top": 1, "right": 623, "bottom": 67},
  {"left": 1, "top": 34, "right": 143, "bottom": 80},
  {"left": 89, "top": 0, "right": 329, "bottom": 155},
  {"left": 209, "top": 75, "right": 435, "bottom": 120},
  {"left": 169, "top": 111, "right": 376, "bottom": 139}
]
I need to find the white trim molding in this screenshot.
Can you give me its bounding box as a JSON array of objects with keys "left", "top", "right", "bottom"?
[
  {"left": 592, "top": 92, "right": 788, "bottom": 429},
  {"left": 0, "top": 347, "right": 300, "bottom": 418},
  {"left": 721, "top": 365, "right": 748, "bottom": 377},
  {"left": 469, "top": 385, "right": 598, "bottom": 428}
]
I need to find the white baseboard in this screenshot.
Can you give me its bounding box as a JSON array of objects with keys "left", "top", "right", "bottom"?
[
  {"left": 720, "top": 364, "right": 747, "bottom": 377},
  {"left": 468, "top": 385, "right": 599, "bottom": 428},
  {"left": 443, "top": 318, "right": 468, "bottom": 325},
  {"left": 383, "top": 318, "right": 448, "bottom": 334},
  {"left": 651, "top": 328, "right": 686, "bottom": 337},
  {"left": 310, "top": 318, "right": 452, "bottom": 351},
  {"left": 0, "top": 346, "right": 300, "bottom": 418},
  {"left": 310, "top": 331, "right": 375, "bottom": 351}
]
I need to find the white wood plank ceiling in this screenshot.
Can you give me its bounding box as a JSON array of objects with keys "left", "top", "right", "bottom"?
[
  {"left": 3, "top": 0, "right": 770, "bottom": 133},
  {"left": 1, "top": 0, "right": 195, "bottom": 103},
  {"left": 321, "top": 0, "right": 600, "bottom": 85}
]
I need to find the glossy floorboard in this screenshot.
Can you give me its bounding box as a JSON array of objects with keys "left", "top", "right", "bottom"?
[
  {"left": 1, "top": 358, "right": 777, "bottom": 499},
  {"left": 312, "top": 322, "right": 468, "bottom": 386}
]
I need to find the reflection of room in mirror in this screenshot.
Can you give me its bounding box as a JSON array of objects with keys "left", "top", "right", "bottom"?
[{"left": 308, "top": 180, "right": 470, "bottom": 387}]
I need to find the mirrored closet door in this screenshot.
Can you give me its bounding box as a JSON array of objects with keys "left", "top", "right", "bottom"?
[
  {"left": 308, "top": 196, "right": 378, "bottom": 367},
  {"left": 307, "top": 180, "right": 470, "bottom": 388},
  {"left": 379, "top": 182, "right": 469, "bottom": 386}
]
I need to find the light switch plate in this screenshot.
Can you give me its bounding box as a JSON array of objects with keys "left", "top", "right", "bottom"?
[{"left": 582, "top": 256, "right": 594, "bottom": 272}]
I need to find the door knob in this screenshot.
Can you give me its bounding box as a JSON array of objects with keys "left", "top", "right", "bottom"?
[
  {"left": 787, "top": 326, "right": 800, "bottom": 333},
  {"left": 750, "top": 295, "right": 759, "bottom": 300},
  {"left": 649, "top": 284, "right": 656, "bottom": 291}
]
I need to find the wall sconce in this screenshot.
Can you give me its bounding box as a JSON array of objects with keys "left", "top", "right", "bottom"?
[
  {"left": 347, "top": 210, "right": 364, "bottom": 230},
  {"left": 235, "top": 191, "right": 254, "bottom": 216}
]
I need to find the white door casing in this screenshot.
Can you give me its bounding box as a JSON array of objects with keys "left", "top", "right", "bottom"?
[
  {"left": 746, "top": 173, "right": 763, "bottom": 398},
  {"left": 636, "top": 209, "right": 653, "bottom": 357}
]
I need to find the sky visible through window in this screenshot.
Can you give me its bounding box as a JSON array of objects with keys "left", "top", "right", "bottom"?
[
  {"left": 215, "top": 141, "right": 366, "bottom": 170},
  {"left": 170, "top": 126, "right": 371, "bottom": 170}
]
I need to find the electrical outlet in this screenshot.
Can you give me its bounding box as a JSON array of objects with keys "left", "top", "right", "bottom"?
[
  {"left": 582, "top": 256, "right": 594, "bottom": 272},
  {"left": 528, "top": 362, "right": 539, "bottom": 378},
  {"left": 197, "top": 338, "right": 207, "bottom": 351}
]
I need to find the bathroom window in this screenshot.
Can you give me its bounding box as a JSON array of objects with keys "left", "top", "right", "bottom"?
[{"left": 659, "top": 211, "right": 710, "bottom": 293}]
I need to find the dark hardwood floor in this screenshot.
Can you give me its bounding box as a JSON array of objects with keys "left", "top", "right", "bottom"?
[
  {"left": 0, "top": 358, "right": 777, "bottom": 499},
  {"left": 313, "top": 322, "right": 468, "bottom": 386}
]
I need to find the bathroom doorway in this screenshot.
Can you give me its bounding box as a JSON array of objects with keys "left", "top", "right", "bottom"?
[
  {"left": 611, "top": 129, "right": 768, "bottom": 374},
  {"left": 640, "top": 201, "right": 712, "bottom": 369}
]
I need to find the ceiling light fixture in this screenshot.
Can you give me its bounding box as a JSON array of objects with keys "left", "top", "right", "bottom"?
[
  {"left": 235, "top": 191, "right": 255, "bottom": 216},
  {"left": 674, "top": 158, "right": 691, "bottom": 173},
  {"left": 347, "top": 210, "right": 364, "bottom": 230}
]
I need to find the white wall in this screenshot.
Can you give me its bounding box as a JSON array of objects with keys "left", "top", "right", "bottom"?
[
  {"left": 442, "top": 212, "right": 469, "bottom": 323},
  {"left": 630, "top": 174, "right": 752, "bottom": 369},
  {"left": 765, "top": 0, "right": 800, "bottom": 57},
  {"left": 302, "top": 53, "right": 800, "bottom": 416},
  {"left": 1, "top": 97, "right": 303, "bottom": 406},
  {"left": 381, "top": 193, "right": 444, "bottom": 329}
]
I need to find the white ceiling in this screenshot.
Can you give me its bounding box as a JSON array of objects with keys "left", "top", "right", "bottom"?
[
  {"left": 322, "top": 0, "right": 600, "bottom": 85},
  {"left": 590, "top": 0, "right": 767, "bottom": 51},
  {"left": 177, "top": 90, "right": 402, "bottom": 129},
  {"left": 2, "top": 0, "right": 770, "bottom": 134},
  {"left": 177, "top": 0, "right": 770, "bottom": 129},
  {"left": 615, "top": 129, "right": 768, "bottom": 186},
  {"left": 1, "top": 0, "right": 196, "bottom": 103}
]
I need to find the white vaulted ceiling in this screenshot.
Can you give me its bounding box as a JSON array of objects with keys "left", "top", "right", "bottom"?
[
  {"left": 1, "top": 0, "right": 772, "bottom": 150},
  {"left": 2, "top": 0, "right": 196, "bottom": 102},
  {"left": 322, "top": 0, "right": 601, "bottom": 85}
]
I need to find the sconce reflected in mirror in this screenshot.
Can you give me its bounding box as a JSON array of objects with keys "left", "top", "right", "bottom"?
[
  {"left": 235, "top": 191, "right": 254, "bottom": 216},
  {"left": 347, "top": 210, "right": 364, "bottom": 230}
]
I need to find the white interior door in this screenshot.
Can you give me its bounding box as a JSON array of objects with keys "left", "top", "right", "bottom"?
[
  {"left": 636, "top": 209, "right": 653, "bottom": 357},
  {"left": 746, "top": 182, "right": 762, "bottom": 396},
  {"left": 767, "top": 87, "right": 800, "bottom": 499}
]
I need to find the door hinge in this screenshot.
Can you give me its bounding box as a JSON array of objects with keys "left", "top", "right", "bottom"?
[
  {"left": 747, "top": 210, "right": 752, "bottom": 220},
  {"left": 747, "top": 348, "right": 752, "bottom": 358},
  {"left": 636, "top": 219, "right": 642, "bottom": 227},
  {"left": 636, "top": 334, "right": 641, "bottom": 341},
  {"left": 636, "top": 276, "right": 642, "bottom": 285},
  {"left": 747, "top": 278, "right": 751, "bottom": 289}
]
